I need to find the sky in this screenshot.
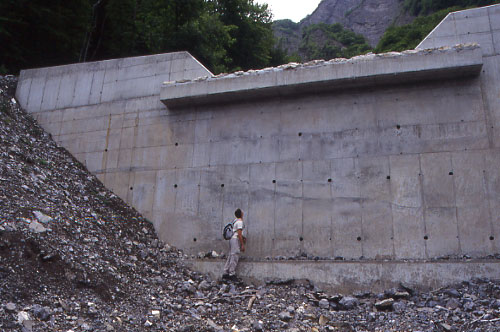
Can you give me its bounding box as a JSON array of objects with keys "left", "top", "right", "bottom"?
[{"left": 257, "top": 0, "right": 323, "bottom": 22}]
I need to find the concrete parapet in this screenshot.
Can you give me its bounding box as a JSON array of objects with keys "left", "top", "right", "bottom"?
[{"left": 161, "top": 45, "right": 483, "bottom": 108}]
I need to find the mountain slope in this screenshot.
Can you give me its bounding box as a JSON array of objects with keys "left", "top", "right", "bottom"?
[
  {"left": 301, "top": 0, "right": 411, "bottom": 47},
  {"left": 273, "top": 0, "right": 413, "bottom": 61}
]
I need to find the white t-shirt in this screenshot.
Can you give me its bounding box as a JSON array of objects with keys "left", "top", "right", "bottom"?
[{"left": 232, "top": 218, "right": 244, "bottom": 239}]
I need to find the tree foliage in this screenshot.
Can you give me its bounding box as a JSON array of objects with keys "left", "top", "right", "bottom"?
[
  {"left": 0, "top": 0, "right": 91, "bottom": 73},
  {"left": 299, "top": 23, "right": 371, "bottom": 60},
  {"left": 0, "top": 0, "right": 287, "bottom": 75},
  {"left": 375, "top": 7, "right": 458, "bottom": 53},
  {"left": 403, "top": 0, "right": 499, "bottom": 16}
]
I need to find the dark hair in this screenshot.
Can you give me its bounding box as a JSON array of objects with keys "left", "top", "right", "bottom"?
[{"left": 234, "top": 208, "right": 242, "bottom": 218}]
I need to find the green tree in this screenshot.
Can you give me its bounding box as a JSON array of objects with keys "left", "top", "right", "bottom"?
[
  {"left": 376, "top": 6, "right": 460, "bottom": 52},
  {"left": 134, "top": 0, "right": 234, "bottom": 74},
  {"left": 82, "top": 0, "right": 143, "bottom": 62},
  {"left": 404, "top": 0, "right": 499, "bottom": 16},
  {"left": 0, "top": 0, "right": 91, "bottom": 73},
  {"left": 299, "top": 23, "right": 371, "bottom": 61},
  {"left": 215, "top": 0, "right": 275, "bottom": 71}
]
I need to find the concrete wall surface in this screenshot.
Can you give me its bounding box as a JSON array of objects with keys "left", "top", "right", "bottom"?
[
  {"left": 188, "top": 259, "right": 500, "bottom": 294},
  {"left": 15, "top": 5, "right": 500, "bottom": 271}
]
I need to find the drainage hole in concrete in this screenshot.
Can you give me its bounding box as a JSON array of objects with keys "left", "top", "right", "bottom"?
[
  {"left": 386, "top": 175, "right": 391, "bottom": 180},
  {"left": 299, "top": 237, "right": 303, "bottom": 241},
  {"left": 130, "top": 187, "right": 133, "bottom": 190},
  {"left": 490, "top": 236, "right": 495, "bottom": 241},
  {"left": 193, "top": 238, "right": 197, "bottom": 242},
  {"left": 449, "top": 171, "right": 454, "bottom": 175},
  {"left": 221, "top": 184, "right": 224, "bottom": 188},
  {"left": 174, "top": 184, "right": 178, "bottom": 188},
  {"left": 298, "top": 132, "right": 302, "bottom": 137},
  {"left": 105, "top": 149, "right": 108, "bottom": 152},
  {"left": 272, "top": 180, "right": 276, "bottom": 183},
  {"left": 424, "top": 235, "right": 428, "bottom": 240},
  {"left": 357, "top": 236, "right": 361, "bottom": 241},
  {"left": 328, "top": 178, "right": 332, "bottom": 183},
  {"left": 396, "top": 125, "right": 401, "bottom": 130},
  {"left": 175, "top": 142, "right": 178, "bottom": 146}
]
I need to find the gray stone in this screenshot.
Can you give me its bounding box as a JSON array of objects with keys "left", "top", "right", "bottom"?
[
  {"left": 5, "top": 302, "right": 16, "bottom": 312},
  {"left": 394, "top": 291, "right": 410, "bottom": 299},
  {"left": 32, "top": 304, "right": 51, "bottom": 321},
  {"left": 393, "top": 301, "right": 406, "bottom": 313},
  {"left": 446, "top": 298, "right": 461, "bottom": 310},
  {"left": 198, "top": 280, "right": 211, "bottom": 291},
  {"left": 279, "top": 311, "right": 293, "bottom": 321},
  {"left": 440, "top": 323, "right": 453, "bottom": 331},
  {"left": 445, "top": 289, "right": 461, "bottom": 298},
  {"left": 33, "top": 211, "right": 52, "bottom": 223},
  {"left": 464, "top": 301, "right": 475, "bottom": 311},
  {"left": 182, "top": 282, "right": 196, "bottom": 294},
  {"left": 318, "top": 299, "right": 329, "bottom": 309},
  {"left": 339, "top": 297, "right": 359, "bottom": 310},
  {"left": 28, "top": 220, "right": 47, "bottom": 233},
  {"left": 375, "top": 298, "right": 394, "bottom": 311},
  {"left": 252, "top": 320, "right": 264, "bottom": 331}
]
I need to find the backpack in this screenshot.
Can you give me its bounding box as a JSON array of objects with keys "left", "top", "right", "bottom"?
[{"left": 223, "top": 219, "right": 236, "bottom": 240}]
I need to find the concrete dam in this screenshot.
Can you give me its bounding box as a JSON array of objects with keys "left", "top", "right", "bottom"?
[{"left": 16, "top": 5, "right": 500, "bottom": 291}]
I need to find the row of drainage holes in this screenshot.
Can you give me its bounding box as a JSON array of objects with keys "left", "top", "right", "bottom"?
[
  {"left": 192, "top": 236, "right": 496, "bottom": 242},
  {"left": 149, "top": 123, "right": 474, "bottom": 147},
  {"left": 130, "top": 172, "right": 457, "bottom": 191},
  {"left": 163, "top": 173, "right": 457, "bottom": 189},
  {"left": 174, "top": 121, "right": 472, "bottom": 143},
  {"left": 297, "top": 125, "right": 408, "bottom": 137},
  {"left": 127, "top": 173, "right": 458, "bottom": 190}
]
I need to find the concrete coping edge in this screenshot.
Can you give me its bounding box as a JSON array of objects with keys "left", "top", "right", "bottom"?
[{"left": 160, "top": 44, "right": 483, "bottom": 108}]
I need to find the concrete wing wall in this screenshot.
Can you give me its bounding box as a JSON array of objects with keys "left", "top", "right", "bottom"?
[
  {"left": 418, "top": 6, "right": 500, "bottom": 259},
  {"left": 418, "top": 4, "right": 500, "bottom": 150},
  {"left": 14, "top": 51, "right": 212, "bottom": 226}
]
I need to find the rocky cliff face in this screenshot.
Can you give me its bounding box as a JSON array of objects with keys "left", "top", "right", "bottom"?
[
  {"left": 301, "top": 0, "right": 409, "bottom": 47},
  {"left": 273, "top": 0, "right": 414, "bottom": 57}
]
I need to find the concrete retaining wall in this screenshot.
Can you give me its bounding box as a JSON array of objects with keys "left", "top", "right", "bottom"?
[
  {"left": 15, "top": 5, "right": 500, "bottom": 274},
  {"left": 188, "top": 259, "right": 500, "bottom": 294}
]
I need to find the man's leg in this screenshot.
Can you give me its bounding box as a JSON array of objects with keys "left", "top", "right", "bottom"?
[
  {"left": 227, "top": 237, "right": 240, "bottom": 276},
  {"left": 223, "top": 241, "right": 232, "bottom": 276}
]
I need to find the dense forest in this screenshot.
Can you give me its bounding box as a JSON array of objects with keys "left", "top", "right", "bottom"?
[
  {"left": 1, "top": 0, "right": 500, "bottom": 76},
  {"left": 0, "top": 0, "right": 289, "bottom": 75}
]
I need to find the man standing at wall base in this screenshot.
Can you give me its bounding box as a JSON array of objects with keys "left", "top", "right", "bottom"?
[{"left": 223, "top": 208, "right": 245, "bottom": 280}]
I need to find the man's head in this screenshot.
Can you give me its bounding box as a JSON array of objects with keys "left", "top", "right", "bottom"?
[{"left": 235, "top": 208, "right": 243, "bottom": 219}]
